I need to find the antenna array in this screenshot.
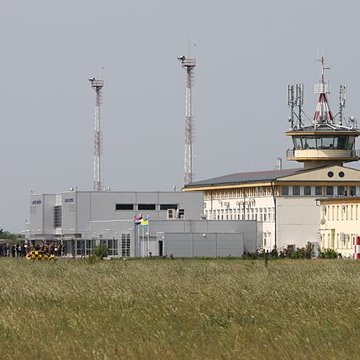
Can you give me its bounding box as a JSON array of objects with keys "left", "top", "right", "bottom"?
[{"left": 287, "top": 83, "right": 304, "bottom": 129}]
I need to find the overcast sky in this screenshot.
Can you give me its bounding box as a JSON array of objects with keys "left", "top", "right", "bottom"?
[{"left": 1, "top": 0, "right": 360, "bottom": 231}]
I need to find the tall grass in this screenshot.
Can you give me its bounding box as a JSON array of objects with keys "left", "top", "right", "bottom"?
[{"left": 0, "top": 258, "right": 359, "bottom": 359}]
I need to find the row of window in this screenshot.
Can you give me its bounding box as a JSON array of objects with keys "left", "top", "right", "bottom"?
[
  {"left": 321, "top": 233, "right": 356, "bottom": 250},
  {"left": 323, "top": 204, "right": 360, "bottom": 222},
  {"left": 205, "top": 207, "right": 275, "bottom": 222},
  {"left": 75, "top": 235, "right": 131, "bottom": 257},
  {"left": 115, "top": 203, "right": 178, "bottom": 211},
  {"left": 205, "top": 186, "right": 273, "bottom": 200},
  {"left": 281, "top": 185, "right": 357, "bottom": 197},
  {"left": 292, "top": 135, "right": 355, "bottom": 151}
]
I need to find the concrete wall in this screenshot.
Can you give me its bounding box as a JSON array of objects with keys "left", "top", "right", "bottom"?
[
  {"left": 276, "top": 197, "right": 320, "bottom": 249},
  {"left": 161, "top": 232, "right": 244, "bottom": 258},
  {"left": 29, "top": 194, "right": 56, "bottom": 238},
  {"left": 88, "top": 219, "right": 257, "bottom": 258}
]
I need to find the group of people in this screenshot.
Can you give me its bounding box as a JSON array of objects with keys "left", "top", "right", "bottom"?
[{"left": 0, "top": 242, "right": 65, "bottom": 257}]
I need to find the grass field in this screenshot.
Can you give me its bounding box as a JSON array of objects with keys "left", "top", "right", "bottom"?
[{"left": 0, "top": 258, "right": 360, "bottom": 359}]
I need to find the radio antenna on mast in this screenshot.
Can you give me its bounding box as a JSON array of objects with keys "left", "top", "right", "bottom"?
[
  {"left": 89, "top": 77, "right": 104, "bottom": 191},
  {"left": 178, "top": 54, "right": 196, "bottom": 185}
]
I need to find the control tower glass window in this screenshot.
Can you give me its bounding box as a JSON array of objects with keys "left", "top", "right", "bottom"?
[{"left": 293, "top": 136, "right": 355, "bottom": 150}]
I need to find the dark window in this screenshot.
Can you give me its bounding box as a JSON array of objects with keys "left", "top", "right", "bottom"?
[
  {"left": 292, "top": 186, "right": 300, "bottom": 196},
  {"left": 178, "top": 209, "right": 185, "bottom": 219},
  {"left": 122, "top": 234, "right": 130, "bottom": 257},
  {"left": 115, "top": 203, "right": 134, "bottom": 210},
  {"left": 339, "top": 171, "right": 345, "bottom": 178},
  {"left": 160, "top": 204, "right": 178, "bottom": 210},
  {"left": 350, "top": 186, "right": 356, "bottom": 196},
  {"left": 304, "top": 186, "right": 311, "bottom": 196},
  {"left": 54, "top": 206, "right": 62, "bottom": 228},
  {"left": 138, "top": 204, "right": 156, "bottom": 210},
  {"left": 338, "top": 186, "right": 345, "bottom": 196},
  {"left": 281, "top": 186, "right": 289, "bottom": 196},
  {"left": 315, "top": 186, "right": 323, "bottom": 196},
  {"left": 326, "top": 186, "right": 334, "bottom": 196},
  {"left": 327, "top": 171, "right": 334, "bottom": 178}
]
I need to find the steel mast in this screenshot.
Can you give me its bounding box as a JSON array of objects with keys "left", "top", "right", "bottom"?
[
  {"left": 178, "top": 56, "right": 196, "bottom": 185},
  {"left": 89, "top": 78, "right": 104, "bottom": 191}
]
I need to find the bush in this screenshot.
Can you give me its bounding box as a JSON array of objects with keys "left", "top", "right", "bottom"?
[
  {"left": 93, "top": 243, "right": 108, "bottom": 259},
  {"left": 320, "top": 248, "right": 339, "bottom": 259}
]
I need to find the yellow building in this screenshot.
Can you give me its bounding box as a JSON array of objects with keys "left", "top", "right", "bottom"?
[{"left": 318, "top": 197, "right": 360, "bottom": 258}]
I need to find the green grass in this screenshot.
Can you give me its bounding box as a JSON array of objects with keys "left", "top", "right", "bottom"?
[{"left": 0, "top": 258, "right": 360, "bottom": 359}]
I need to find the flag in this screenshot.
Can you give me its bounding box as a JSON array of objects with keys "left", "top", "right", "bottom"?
[
  {"left": 140, "top": 219, "right": 149, "bottom": 226},
  {"left": 134, "top": 214, "right": 143, "bottom": 225}
]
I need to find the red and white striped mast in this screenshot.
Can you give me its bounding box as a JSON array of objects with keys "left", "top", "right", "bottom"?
[
  {"left": 178, "top": 56, "right": 196, "bottom": 185},
  {"left": 313, "top": 56, "right": 334, "bottom": 127},
  {"left": 89, "top": 78, "right": 104, "bottom": 191}
]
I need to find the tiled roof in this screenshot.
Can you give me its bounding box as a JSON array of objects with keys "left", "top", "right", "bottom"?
[{"left": 185, "top": 168, "right": 303, "bottom": 188}]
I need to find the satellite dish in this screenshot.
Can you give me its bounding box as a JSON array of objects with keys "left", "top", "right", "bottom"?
[{"left": 320, "top": 218, "right": 326, "bottom": 225}]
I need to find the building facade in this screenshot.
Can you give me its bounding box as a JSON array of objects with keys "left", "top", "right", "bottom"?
[
  {"left": 318, "top": 197, "right": 360, "bottom": 258},
  {"left": 28, "top": 190, "right": 257, "bottom": 257}
]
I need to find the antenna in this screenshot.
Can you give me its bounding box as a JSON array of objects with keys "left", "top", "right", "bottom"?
[
  {"left": 313, "top": 56, "right": 333, "bottom": 126},
  {"left": 287, "top": 84, "right": 295, "bottom": 129},
  {"left": 339, "top": 85, "right": 346, "bottom": 126},
  {"left": 287, "top": 83, "right": 304, "bottom": 129},
  {"left": 296, "top": 83, "right": 304, "bottom": 127},
  {"left": 178, "top": 55, "right": 196, "bottom": 185},
  {"left": 89, "top": 77, "right": 104, "bottom": 191}
]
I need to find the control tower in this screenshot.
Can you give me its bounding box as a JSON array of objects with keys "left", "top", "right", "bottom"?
[{"left": 286, "top": 57, "right": 360, "bottom": 169}]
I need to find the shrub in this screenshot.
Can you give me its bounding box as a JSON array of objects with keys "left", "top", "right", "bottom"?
[{"left": 93, "top": 243, "right": 108, "bottom": 259}]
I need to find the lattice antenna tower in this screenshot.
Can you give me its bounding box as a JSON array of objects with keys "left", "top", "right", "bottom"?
[
  {"left": 89, "top": 78, "right": 104, "bottom": 191},
  {"left": 339, "top": 85, "right": 346, "bottom": 126},
  {"left": 178, "top": 55, "right": 196, "bottom": 185},
  {"left": 287, "top": 83, "right": 304, "bottom": 129}
]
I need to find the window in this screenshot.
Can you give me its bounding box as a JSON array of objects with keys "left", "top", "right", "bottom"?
[
  {"left": 108, "top": 239, "right": 119, "bottom": 256},
  {"left": 292, "top": 186, "right": 300, "bottom": 196},
  {"left": 338, "top": 186, "right": 345, "bottom": 196},
  {"left": 115, "top": 204, "right": 134, "bottom": 210},
  {"left": 160, "top": 204, "right": 178, "bottom": 210},
  {"left": 54, "top": 205, "right": 62, "bottom": 228},
  {"left": 138, "top": 204, "right": 156, "bottom": 210},
  {"left": 76, "top": 240, "right": 85, "bottom": 256},
  {"left": 326, "top": 186, "right": 334, "bottom": 196},
  {"left": 121, "top": 234, "right": 130, "bottom": 257},
  {"left": 85, "top": 240, "right": 96, "bottom": 255},
  {"left": 315, "top": 186, "right": 323, "bottom": 196},
  {"left": 350, "top": 186, "right": 356, "bottom": 196},
  {"left": 281, "top": 186, "right": 289, "bottom": 195},
  {"left": 304, "top": 186, "right": 311, "bottom": 196},
  {"left": 177, "top": 209, "right": 185, "bottom": 219}
]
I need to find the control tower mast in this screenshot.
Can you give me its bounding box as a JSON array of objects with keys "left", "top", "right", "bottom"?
[
  {"left": 89, "top": 78, "right": 104, "bottom": 191},
  {"left": 178, "top": 56, "right": 196, "bottom": 185}
]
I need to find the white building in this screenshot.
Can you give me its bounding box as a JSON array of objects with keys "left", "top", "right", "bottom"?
[
  {"left": 28, "top": 190, "right": 257, "bottom": 257},
  {"left": 184, "top": 58, "right": 360, "bottom": 251}
]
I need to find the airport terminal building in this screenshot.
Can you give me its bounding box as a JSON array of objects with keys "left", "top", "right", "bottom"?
[{"left": 28, "top": 191, "right": 257, "bottom": 257}]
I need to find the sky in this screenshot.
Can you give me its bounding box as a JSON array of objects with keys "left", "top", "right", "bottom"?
[{"left": 1, "top": 0, "right": 360, "bottom": 232}]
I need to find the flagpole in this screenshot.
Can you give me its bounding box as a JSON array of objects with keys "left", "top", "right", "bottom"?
[
  {"left": 142, "top": 225, "right": 145, "bottom": 257},
  {"left": 147, "top": 219, "right": 150, "bottom": 256}
]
